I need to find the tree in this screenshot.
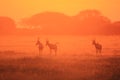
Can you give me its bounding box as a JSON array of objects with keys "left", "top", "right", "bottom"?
[
  {"left": 72, "top": 10, "right": 111, "bottom": 34},
  {"left": 19, "top": 10, "right": 112, "bottom": 35},
  {"left": 106, "top": 21, "right": 120, "bottom": 35},
  {"left": 0, "top": 16, "right": 16, "bottom": 35},
  {"left": 19, "top": 12, "right": 71, "bottom": 34}
]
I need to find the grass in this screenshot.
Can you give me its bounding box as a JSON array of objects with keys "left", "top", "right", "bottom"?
[{"left": 0, "top": 53, "right": 120, "bottom": 80}]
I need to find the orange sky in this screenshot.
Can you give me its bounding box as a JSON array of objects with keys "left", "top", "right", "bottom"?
[{"left": 0, "top": 0, "right": 120, "bottom": 21}]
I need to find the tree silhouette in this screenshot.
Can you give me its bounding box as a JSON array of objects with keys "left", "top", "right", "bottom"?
[
  {"left": 0, "top": 16, "right": 16, "bottom": 35},
  {"left": 73, "top": 10, "right": 111, "bottom": 34},
  {"left": 19, "top": 10, "right": 113, "bottom": 35},
  {"left": 19, "top": 12, "right": 71, "bottom": 34},
  {"left": 106, "top": 21, "right": 120, "bottom": 35}
]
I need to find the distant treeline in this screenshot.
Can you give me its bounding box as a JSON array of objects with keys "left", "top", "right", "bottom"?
[{"left": 0, "top": 10, "right": 120, "bottom": 35}]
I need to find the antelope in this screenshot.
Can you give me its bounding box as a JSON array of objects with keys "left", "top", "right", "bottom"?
[
  {"left": 46, "top": 40, "right": 57, "bottom": 56},
  {"left": 36, "top": 38, "right": 44, "bottom": 55},
  {"left": 92, "top": 40, "right": 102, "bottom": 53}
]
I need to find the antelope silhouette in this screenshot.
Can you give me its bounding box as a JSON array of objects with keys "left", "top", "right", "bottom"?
[
  {"left": 46, "top": 40, "right": 57, "bottom": 56},
  {"left": 92, "top": 40, "right": 102, "bottom": 53},
  {"left": 36, "top": 38, "right": 44, "bottom": 55}
]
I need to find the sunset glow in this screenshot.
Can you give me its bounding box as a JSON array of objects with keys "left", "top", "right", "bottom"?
[
  {"left": 1, "top": 0, "right": 120, "bottom": 80},
  {"left": 0, "top": 0, "right": 120, "bottom": 21}
]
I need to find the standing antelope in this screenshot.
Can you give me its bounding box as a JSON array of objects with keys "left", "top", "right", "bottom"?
[
  {"left": 46, "top": 40, "right": 57, "bottom": 56},
  {"left": 36, "top": 38, "right": 44, "bottom": 55},
  {"left": 92, "top": 40, "right": 102, "bottom": 53}
]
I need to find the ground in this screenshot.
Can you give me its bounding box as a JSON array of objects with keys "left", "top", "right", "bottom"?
[{"left": 0, "top": 53, "right": 120, "bottom": 80}]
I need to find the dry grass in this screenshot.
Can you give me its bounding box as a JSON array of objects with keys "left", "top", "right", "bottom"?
[{"left": 0, "top": 53, "right": 120, "bottom": 80}]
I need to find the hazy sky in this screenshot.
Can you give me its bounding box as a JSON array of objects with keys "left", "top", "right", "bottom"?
[{"left": 0, "top": 0, "right": 120, "bottom": 21}]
